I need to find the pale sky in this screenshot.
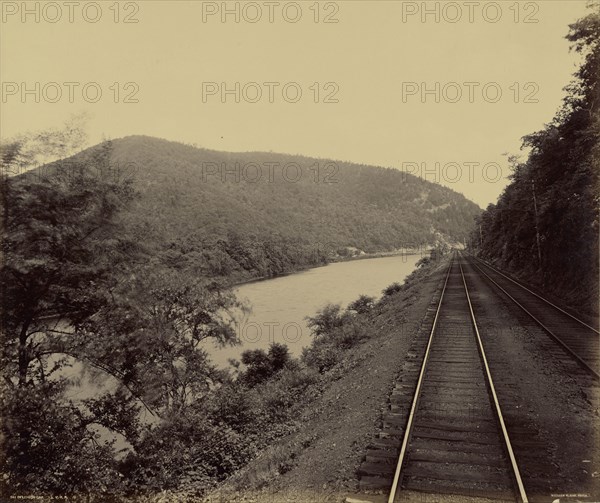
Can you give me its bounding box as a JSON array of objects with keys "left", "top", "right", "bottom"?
[{"left": 0, "top": 0, "right": 591, "bottom": 207}]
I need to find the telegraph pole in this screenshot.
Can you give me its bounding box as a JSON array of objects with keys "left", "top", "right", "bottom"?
[{"left": 531, "top": 178, "right": 542, "bottom": 268}]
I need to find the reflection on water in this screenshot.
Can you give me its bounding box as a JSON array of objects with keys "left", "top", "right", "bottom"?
[{"left": 208, "top": 253, "right": 423, "bottom": 367}]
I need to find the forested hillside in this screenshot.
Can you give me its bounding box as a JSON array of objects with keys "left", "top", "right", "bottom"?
[
  {"left": 39, "top": 135, "right": 480, "bottom": 282},
  {"left": 471, "top": 8, "right": 599, "bottom": 315}
]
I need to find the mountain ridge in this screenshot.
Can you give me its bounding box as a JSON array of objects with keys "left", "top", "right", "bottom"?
[{"left": 32, "top": 135, "right": 482, "bottom": 281}]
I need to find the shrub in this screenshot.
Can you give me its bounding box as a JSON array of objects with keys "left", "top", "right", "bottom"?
[
  {"left": 301, "top": 344, "right": 340, "bottom": 373},
  {"left": 275, "top": 367, "right": 319, "bottom": 398},
  {"left": 208, "top": 383, "right": 260, "bottom": 433},
  {"left": 416, "top": 256, "right": 431, "bottom": 268},
  {"left": 348, "top": 295, "right": 375, "bottom": 314},
  {"left": 124, "top": 411, "right": 257, "bottom": 494},
  {"left": 382, "top": 282, "right": 403, "bottom": 296},
  {"left": 260, "top": 382, "right": 296, "bottom": 422},
  {"left": 306, "top": 304, "right": 348, "bottom": 337},
  {"left": 335, "top": 319, "right": 370, "bottom": 349},
  {"left": 240, "top": 343, "right": 292, "bottom": 387},
  {"left": 0, "top": 384, "right": 125, "bottom": 499}
]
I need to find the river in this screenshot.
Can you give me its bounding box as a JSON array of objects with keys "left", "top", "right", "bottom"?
[
  {"left": 207, "top": 253, "right": 424, "bottom": 367},
  {"left": 61, "top": 253, "right": 424, "bottom": 396},
  {"left": 60, "top": 252, "right": 423, "bottom": 449}
]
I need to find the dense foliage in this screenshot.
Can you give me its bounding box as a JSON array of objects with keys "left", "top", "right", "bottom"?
[
  {"left": 0, "top": 140, "right": 244, "bottom": 499},
  {"left": 53, "top": 134, "right": 480, "bottom": 283},
  {"left": 1, "top": 141, "right": 140, "bottom": 496},
  {"left": 470, "top": 6, "right": 600, "bottom": 315}
]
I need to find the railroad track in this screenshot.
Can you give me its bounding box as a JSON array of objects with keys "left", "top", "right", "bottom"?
[
  {"left": 464, "top": 253, "right": 599, "bottom": 380},
  {"left": 360, "top": 253, "right": 529, "bottom": 502}
]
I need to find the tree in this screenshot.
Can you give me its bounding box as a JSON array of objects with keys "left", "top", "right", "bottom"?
[
  {"left": 80, "top": 272, "right": 245, "bottom": 416},
  {"left": 471, "top": 3, "right": 599, "bottom": 314},
  {"left": 1, "top": 143, "right": 136, "bottom": 388},
  {"left": 0, "top": 113, "right": 89, "bottom": 178},
  {"left": 1, "top": 133, "right": 138, "bottom": 495},
  {"left": 1, "top": 121, "right": 253, "bottom": 496}
]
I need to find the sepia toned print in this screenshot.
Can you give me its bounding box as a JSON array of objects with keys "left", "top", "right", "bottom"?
[{"left": 1, "top": 1, "right": 598, "bottom": 502}]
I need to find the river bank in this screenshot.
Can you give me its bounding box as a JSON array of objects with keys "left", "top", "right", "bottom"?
[
  {"left": 209, "top": 254, "right": 424, "bottom": 367},
  {"left": 199, "top": 256, "right": 450, "bottom": 503},
  {"left": 230, "top": 248, "right": 432, "bottom": 288}
]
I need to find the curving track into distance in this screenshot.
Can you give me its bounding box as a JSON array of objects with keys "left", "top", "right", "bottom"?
[{"left": 386, "top": 253, "right": 529, "bottom": 502}]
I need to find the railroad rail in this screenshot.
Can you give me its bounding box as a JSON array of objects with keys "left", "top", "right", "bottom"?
[
  {"left": 464, "top": 253, "right": 599, "bottom": 380},
  {"left": 382, "top": 253, "right": 528, "bottom": 502}
]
